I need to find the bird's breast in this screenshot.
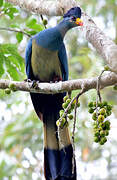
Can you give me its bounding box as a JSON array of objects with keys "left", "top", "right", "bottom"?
[{"left": 31, "top": 40, "right": 62, "bottom": 82}]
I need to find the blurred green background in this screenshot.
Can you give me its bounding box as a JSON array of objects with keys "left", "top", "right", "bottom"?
[{"left": 0, "top": 0, "right": 117, "bottom": 179}]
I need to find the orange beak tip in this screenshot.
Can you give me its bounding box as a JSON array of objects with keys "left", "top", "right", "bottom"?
[{"left": 79, "top": 22, "right": 83, "bottom": 26}]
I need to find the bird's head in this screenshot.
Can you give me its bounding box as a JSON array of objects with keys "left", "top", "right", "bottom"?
[{"left": 63, "top": 7, "right": 83, "bottom": 27}]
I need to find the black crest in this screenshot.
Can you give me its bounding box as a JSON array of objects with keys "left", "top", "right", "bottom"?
[{"left": 63, "top": 7, "right": 81, "bottom": 18}]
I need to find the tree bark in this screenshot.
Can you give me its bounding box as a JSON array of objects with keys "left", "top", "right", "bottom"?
[{"left": 1, "top": 72, "right": 117, "bottom": 94}]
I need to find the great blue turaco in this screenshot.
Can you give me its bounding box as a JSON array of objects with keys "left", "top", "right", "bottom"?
[{"left": 25, "top": 6, "right": 83, "bottom": 180}]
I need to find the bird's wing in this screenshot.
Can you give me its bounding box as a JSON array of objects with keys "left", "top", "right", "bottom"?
[
  {"left": 58, "top": 42, "right": 68, "bottom": 81},
  {"left": 25, "top": 38, "right": 33, "bottom": 79}
]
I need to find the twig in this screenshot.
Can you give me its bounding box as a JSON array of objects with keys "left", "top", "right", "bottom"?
[
  {"left": 96, "top": 69, "right": 106, "bottom": 118},
  {"left": 72, "top": 97, "right": 77, "bottom": 174},
  {"left": 40, "top": 14, "right": 47, "bottom": 29},
  {"left": 0, "top": 27, "right": 31, "bottom": 37},
  {"left": 71, "top": 89, "right": 85, "bottom": 174}
]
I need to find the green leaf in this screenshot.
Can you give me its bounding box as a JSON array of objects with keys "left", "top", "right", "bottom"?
[
  {"left": 16, "top": 32, "right": 23, "bottom": 43},
  {"left": 1, "top": 44, "right": 24, "bottom": 71},
  {"left": 0, "top": 53, "right": 5, "bottom": 77},
  {"left": 3, "top": 6, "right": 19, "bottom": 19},
  {"left": 0, "top": 0, "right": 3, "bottom": 7},
  {"left": 25, "top": 30, "right": 38, "bottom": 35},
  {"left": 26, "top": 18, "right": 44, "bottom": 31},
  {"left": 0, "top": 44, "right": 25, "bottom": 79},
  {"left": 26, "top": 18, "right": 37, "bottom": 28},
  {"left": 10, "top": 23, "right": 20, "bottom": 28},
  {"left": 5, "top": 59, "right": 21, "bottom": 80}
]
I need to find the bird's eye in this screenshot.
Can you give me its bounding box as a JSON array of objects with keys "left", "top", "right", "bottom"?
[{"left": 71, "top": 16, "right": 76, "bottom": 21}]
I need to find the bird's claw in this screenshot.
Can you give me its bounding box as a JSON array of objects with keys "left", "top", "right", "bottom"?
[
  {"left": 24, "top": 78, "right": 32, "bottom": 82},
  {"left": 31, "top": 80, "right": 40, "bottom": 89}
]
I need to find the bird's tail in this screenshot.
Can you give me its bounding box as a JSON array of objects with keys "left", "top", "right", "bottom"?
[{"left": 30, "top": 93, "right": 76, "bottom": 180}]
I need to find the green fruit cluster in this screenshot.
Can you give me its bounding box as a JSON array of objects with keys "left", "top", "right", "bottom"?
[
  {"left": 56, "top": 95, "right": 80, "bottom": 128},
  {"left": 88, "top": 101, "right": 112, "bottom": 145}
]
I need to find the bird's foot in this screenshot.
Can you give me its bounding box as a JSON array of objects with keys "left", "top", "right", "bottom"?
[
  {"left": 24, "top": 78, "right": 32, "bottom": 82},
  {"left": 31, "top": 80, "right": 39, "bottom": 89},
  {"left": 52, "top": 76, "right": 62, "bottom": 83}
]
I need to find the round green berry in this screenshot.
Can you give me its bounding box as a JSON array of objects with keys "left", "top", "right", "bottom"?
[
  {"left": 60, "top": 118, "right": 66, "bottom": 127},
  {"left": 99, "top": 108, "right": 106, "bottom": 115},
  {"left": 94, "top": 136, "right": 100, "bottom": 143},
  {"left": 93, "top": 125, "right": 98, "bottom": 129},
  {"left": 88, "top": 102, "right": 94, "bottom": 108},
  {"left": 71, "top": 103, "right": 75, "bottom": 109},
  {"left": 99, "top": 140, "right": 105, "bottom": 145},
  {"left": 102, "top": 101, "right": 108, "bottom": 106},
  {"left": 105, "top": 120, "right": 110, "bottom": 126},
  {"left": 77, "top": 102, "right": 80, "bottom": 107},
  {"left": 43, "top": 19, "right": 48, "bottom": 25},
  {"left": 104, "top": 114, "right": 107, "bottom": 118},
  {"left": 56, "top": 120, "right": 60, "bottom": 127},
  {"left": 94, "top": 130, "right": 100, "bottom": 137},
  {"left": 105, "top": 120, "right": 110, "bottom": 130},
  {"left": 106, "top": 111, "right": 112, "bottom": 117},
  {"left": 93, "top": 102, "right": 96, "bottom": 107},
  {"left": 113, "top": 85, "right": 117, "bottom": 90},
  {"left": 98, "top": 102, "right": 104, "bottom": 108},
  {"left": 104, "top": 65, "right": 110, "bottom": 71},
  {"left": 63, "top": 95, "right": 69, "bottom": 102},
  {"left": 68, "top": 108, "right": 71, "bottom": 114},
  {"left": 59, "top": 110, "right": 64, "bottom": 117},
  {"left": 5, "top": 88, "right": 11, "bottom": 94},
  {"left": 62, "top": 103, "right": 68, "bottom": 109},
  {"left": 106, "top": 105, "right": 112, "bottom": 111},
  {"left": 98, "top": 115, "right": 104, "bottom": 122},
  {"left": 99, "top": 122, "right": 104, "bottom": 128},
  {"left": 66, "top": 98, "right": 71, "bottom": 104},
  {"left": 68, "top": 114, "right": 73, "bottom": 120},
  {"left": 9, "top": 83, "right": 17, "bottom": 91},
  {"left": 100, "top": 137, "right": 107, "bottom": 144},
  {"left": 105, "top": 130, "right": 109, "bottom": 136},
  {"left": 92, "top": 112, "right": 97, "bottom": 121},
  {"left": 93, "top": 122, "right": 98, "bottom": 128},
  {"left": 100, "top": 130, "right": 105, "bottom": 137},
  {"left": 88, "top": 108, "right": 94, "bottom": 114}
]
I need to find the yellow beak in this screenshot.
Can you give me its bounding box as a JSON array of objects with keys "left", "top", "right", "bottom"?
[{"left": 75, "top": 18, "right": 83, "bottom": 26}]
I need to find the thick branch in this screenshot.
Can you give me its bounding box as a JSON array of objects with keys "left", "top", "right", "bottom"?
[
  {"left": 0, "top": 73, "right": 117, "bottom": 94},
  {"left": 5, "top": 0, "right": 63, "bottom": 16},
  {"left": 83, "top": 16, "right": 117, "bottom": 74}
]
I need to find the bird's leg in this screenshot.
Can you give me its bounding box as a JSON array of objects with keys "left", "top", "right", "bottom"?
[{"left": 52, "top": 75, "right": 62, "bottom": 83}]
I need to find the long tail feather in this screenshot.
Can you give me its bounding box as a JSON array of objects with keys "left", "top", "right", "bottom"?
[{"left": 30, "top": 93, "right": 76, "bottom": 180}]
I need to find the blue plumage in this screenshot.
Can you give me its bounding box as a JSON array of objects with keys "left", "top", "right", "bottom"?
[
  {"left": 63, "top": 6, "right": 81, "bottom": 18},
  {"left": 25, "top": 6, "right": 83, "bottom": 180}
]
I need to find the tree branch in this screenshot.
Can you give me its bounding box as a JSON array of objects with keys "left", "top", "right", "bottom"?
[
  {"left": 0, "top": 27, "right": 31, "bottom": 37},
  {"left": 0, "top": 72, "right": 117, "bottom": 94}
]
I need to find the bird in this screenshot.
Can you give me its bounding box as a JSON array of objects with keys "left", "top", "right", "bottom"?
[{"left": 25, "top": 7, "right": 83, "bottom": 180}]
